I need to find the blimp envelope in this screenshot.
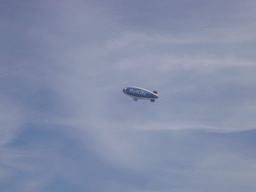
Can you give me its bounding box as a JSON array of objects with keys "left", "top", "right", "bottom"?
[{"left": 123, "top": 86, "right": 159, "bottom": 102}]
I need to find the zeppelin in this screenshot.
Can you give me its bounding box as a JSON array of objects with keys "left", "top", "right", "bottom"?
[{"left": 123, "top": 86, "right": 159, "bottom": 102}]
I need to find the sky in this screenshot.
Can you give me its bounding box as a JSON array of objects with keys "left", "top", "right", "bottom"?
[{"left": 1, "top": 0, "right": 256, "bottom": 191}]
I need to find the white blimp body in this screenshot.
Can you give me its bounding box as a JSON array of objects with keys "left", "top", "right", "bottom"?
[{"left": 123, "top": 86, "right": 159, "bottom": 102}]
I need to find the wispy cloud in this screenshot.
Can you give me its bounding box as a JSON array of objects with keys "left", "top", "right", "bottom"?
[{"left": 1, "top": 0, "right": 256, "bottom": 191}]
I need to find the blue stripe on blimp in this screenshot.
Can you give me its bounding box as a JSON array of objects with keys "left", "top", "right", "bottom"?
[{"left": 123, "top": 87, "right": 158, "bottom": 99}]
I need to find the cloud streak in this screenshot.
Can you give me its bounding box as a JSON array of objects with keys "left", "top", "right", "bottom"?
[{"left": 1, "top": 0, "right": 256, "bottom": 191}]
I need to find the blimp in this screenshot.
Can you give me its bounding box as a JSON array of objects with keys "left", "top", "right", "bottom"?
[{"left": 123, "top": 86, "right": 159, "bottom": 102}]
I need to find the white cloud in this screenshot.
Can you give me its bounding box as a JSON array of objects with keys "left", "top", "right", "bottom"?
[
  {"left": 196, "top": 152, "right": 256, "bottom": 189},
  {"left": 1, "top": 1, "right": 256, "bottom": 191},
  {"left": 0, "top": 98, "right": 24, "bottom": 146}
]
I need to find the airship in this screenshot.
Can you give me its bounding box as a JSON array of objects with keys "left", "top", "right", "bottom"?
[{"left": 123, "top": 86, "right": 159, "bottom": 102}]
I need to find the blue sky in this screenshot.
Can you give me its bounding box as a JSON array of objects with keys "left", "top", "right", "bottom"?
[{"left": 1, "top": 0, "right": 256, "bottom": 191}]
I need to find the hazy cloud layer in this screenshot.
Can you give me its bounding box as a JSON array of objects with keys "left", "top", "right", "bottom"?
[{"left": 1, "top": 0, "right": 256, "bottom": 191}]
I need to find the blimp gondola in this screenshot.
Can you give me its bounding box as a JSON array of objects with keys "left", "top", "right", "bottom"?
[{"left": 123, "top": 86, "right": 159, "bottom": 102}]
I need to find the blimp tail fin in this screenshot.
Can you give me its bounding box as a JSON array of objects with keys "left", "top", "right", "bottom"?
[{"left": 153, "top": 90, "right": 157, "bottom": 94}]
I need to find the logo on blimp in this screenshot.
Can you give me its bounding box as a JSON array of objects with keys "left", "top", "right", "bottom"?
[
  {"left": 123, "top": 86, "right": 159, "bottom": 102},
  {"left": 129, "top": 89, "right": 147, "bottom": 96}
]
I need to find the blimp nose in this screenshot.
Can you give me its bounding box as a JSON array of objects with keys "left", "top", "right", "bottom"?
[{"left": 123, "top": 88, "right": 126, "bottom": 93}]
